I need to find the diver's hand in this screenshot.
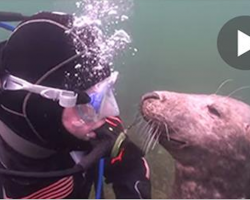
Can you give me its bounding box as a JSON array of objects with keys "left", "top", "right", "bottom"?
[
  {"left": 92, "top": 116, "right": 125, "bottom": 157},
  {"left": 94, "top": 116, "right": 145, "bottom": 159},
  {"left": 95, "top": 116, "right": 124, "bottom": 138}
]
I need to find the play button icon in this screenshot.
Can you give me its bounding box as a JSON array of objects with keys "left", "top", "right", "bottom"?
[
  {"left": 217, "top": 16, "right": 250, "bottom": 70},
  {"left": 237, "top": 30, "right": 250, "bottom": 57}
]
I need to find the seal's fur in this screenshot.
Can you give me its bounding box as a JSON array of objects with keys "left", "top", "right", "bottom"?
[{"left": 141, "top": 91, "right": 250, "bottom": 198}]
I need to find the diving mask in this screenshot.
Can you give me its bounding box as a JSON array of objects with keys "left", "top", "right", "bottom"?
[
  {"left": 76, "top": 71, "right": 120, "bottom": 122},
  {"left": 1, "top": 71, "right": 120, "bottom": 123}
]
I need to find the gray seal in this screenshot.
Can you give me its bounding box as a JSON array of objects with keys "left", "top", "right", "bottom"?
[{"left": 141, "top": 91, "right": 250, "bottom": 199}]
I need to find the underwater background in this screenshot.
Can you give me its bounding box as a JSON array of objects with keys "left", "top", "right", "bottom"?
[{"left": 1, "top": 0, "right": 250, "bottom": 198}]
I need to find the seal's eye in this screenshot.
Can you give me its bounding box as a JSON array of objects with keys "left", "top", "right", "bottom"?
[{"left": 207, "top": 105, "right": 221, "bottom": 118}]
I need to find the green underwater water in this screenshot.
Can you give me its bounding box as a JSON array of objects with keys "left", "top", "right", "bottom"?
[{"left": 1, "top": 0, "right": 250, "bottom": 198}]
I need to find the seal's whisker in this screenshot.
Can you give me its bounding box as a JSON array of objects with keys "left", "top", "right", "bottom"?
[
  {"left": 134, "top": 120, "right": 142, "bottom": 136},
  {"left": 144, "top": 136, "right": 152, "bottom": 152},
  {"left": 227, "top": 85, "right": 250, "bottom": 98},
  {"left": 142, "top": 124, "right": 153, "bottom": 151},
  {"left": 135, "top": 114, "right": 143, "bottom": 121},
  {"left": 135, "top": 111, "right": 144, "bottom": 120},
  {"left": 152, "top": 129, "right": 161, "bottom": 150},
  {"left": 134, "top": 110, "right": 143, "bottom": 120},
  {"left": 127, "top": 112, "right": 143, "bottom": 131},
  {"left": 139, "top": 120, "right": 151, "bottom": 138},
  {"left": 214, "top": 79, "right": 234, "bottom": 95},
  {"left": 135, "top": 119, "right": 151, "bottom": 150},
  {"left": 142, "top": 123, "right": 154, "bottom": 152},
  {"left": 150, "top": 123, "right": 160, "bottom": 151},
  {"left": 146, "top": 127, "right": 157, "bottom": 153},
  {"left": 166, "top": 122, "right": 179, "bottom": 135},
  {"left": 137, "top": 117, "right": 144, "bottom": 127},
  {"left": 145, "top": 124, "right": 159, "bottom": 153},
  {"left": 138, "top": 121, "right": 148, "bottom": 140},
  {"left": 164, "top": 123, "right": 170, "bottom": 141},
  {"left": 152, "top": 137, "right": 158, "bottom": 150},
  {"left": 136, "top": 118, "right": 146, "bottom": 136},
  {"left": 144, "top": 122, "right": 157, "bottom": 152}
]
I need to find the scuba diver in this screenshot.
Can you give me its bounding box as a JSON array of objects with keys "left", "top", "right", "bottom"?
[{"left": 0, "top": 12, "right": 151, "bottom": 199}]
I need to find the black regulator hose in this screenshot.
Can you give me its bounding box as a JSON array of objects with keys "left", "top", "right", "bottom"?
[
  {"left": 0, "top": 165, "right": 83, "bottom": 179},
  {"left": 0, "top": 11, "right": 29, "bottom": 21},
  {"left": 0, "top": 138, "right": 112, "bottom": 179}
]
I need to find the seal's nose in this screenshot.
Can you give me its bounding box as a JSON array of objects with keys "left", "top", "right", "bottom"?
[{"left": 142, "top": 92, "right": 160, "bottom": 101}]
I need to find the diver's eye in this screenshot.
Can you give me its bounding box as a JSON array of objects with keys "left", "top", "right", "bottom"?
[{"left": 207, "top": 105, "right": 221, "bottom": 118}]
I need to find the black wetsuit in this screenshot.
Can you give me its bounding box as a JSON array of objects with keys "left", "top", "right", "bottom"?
[
  {"left": 0, "top": 108, "right": 151, "bottom": 199},
  {"left": 0, "top": 12, "right": 151, "bottom": 199}
]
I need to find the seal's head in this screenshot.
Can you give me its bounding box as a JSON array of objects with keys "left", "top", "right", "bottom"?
[
  {"left": 141, "top": 91, "right": 250, "bottom": 159},
  {"left": 141, "top": 91, "right": 250, "bottom": 198}
]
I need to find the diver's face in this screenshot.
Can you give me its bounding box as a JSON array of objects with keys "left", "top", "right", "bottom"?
[{"left": 62, "top": 106, "right": 105, "bottom": 141}]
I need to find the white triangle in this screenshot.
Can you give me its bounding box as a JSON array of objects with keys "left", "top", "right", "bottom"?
[{"left": 237, "top": 30, "right": 250, "bottom": 57}]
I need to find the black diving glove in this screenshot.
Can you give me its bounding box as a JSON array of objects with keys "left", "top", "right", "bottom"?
[
  {"left": 77, "top": 116, "right": 144, "bottom": 175},
  {"left": 93, "top": 116, "right": 126, "bottom": 158},
  {"left": 93, "top": 116, "right": 144, "bottom": 158}
]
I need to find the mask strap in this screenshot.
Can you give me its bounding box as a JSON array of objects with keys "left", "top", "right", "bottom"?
[{"left": 3, "top": 75, "right": 78, "bottom": 108}]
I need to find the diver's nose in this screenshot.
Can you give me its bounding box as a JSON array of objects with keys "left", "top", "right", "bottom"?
[{"left": 141, "top": 92, "right": 161, "bottom": 101}]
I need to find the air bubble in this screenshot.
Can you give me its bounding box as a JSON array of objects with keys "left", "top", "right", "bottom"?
[
  {"left": 121, "top": 15, "right": 129, "bottom": 21},
  {"left": 75, "top": 64, "right": 82, "bottom": 69},
  {"left": 72, "top": 0, "right": 133, "bottom": 76}
]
